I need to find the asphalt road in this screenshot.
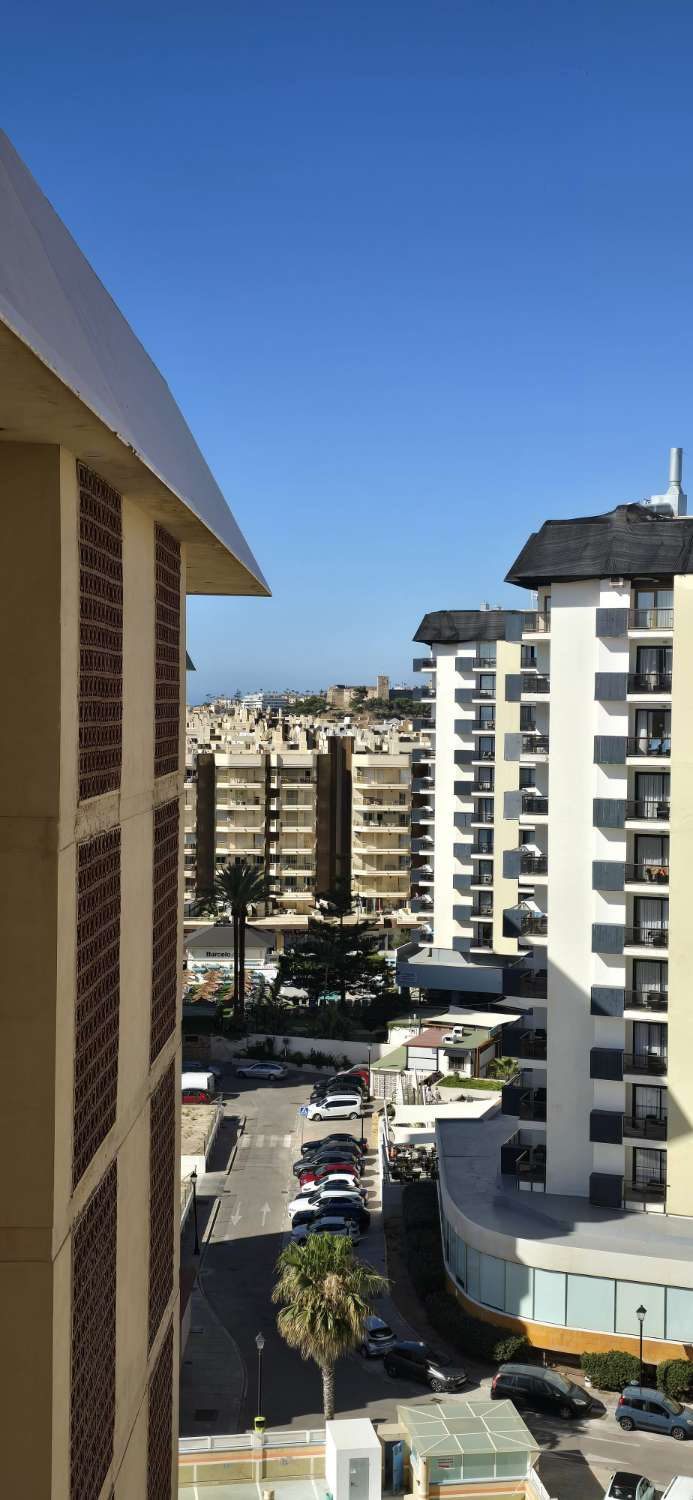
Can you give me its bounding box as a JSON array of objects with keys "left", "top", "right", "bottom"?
[{"left": 191, "top": 1067, "right": 693, "bottom": 1500}]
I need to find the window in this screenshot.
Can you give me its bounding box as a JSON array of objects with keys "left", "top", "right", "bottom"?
[
  {"left": 479, "top": 1253, "right": 505, "bottom": 1310},
  {"left": 566, "top": 1274, "right": 615, "bottom": 1334},
  {"left": 615, "top": 1280, "right": 665, "bottom": 1339},
  {"left": 533, "top": 1269, "right": 566, "bottom": 1325}
]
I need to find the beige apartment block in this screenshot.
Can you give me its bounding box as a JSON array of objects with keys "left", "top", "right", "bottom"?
[
  {"left": 0, "top": 133, "right": 267, "bottom": 1499},
  {"left": 351, "top": 751, "right": 411, "bottom": 913}
]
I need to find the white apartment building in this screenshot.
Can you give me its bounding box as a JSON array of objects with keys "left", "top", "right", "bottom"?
[
  {"left": 398, "top": 612, "right": 530, "bottom": 997},
  {"left": 434, "top": 451, "right": 693, "bottom": 1366}
]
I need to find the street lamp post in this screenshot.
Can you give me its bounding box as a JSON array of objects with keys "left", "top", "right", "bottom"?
[
  {"left": 255, "top": 1332, "right": 265, "bottom": 1430},
  {"left": 636, "top": 1304, "right": 647, "bottom": 1388},
  {"left": 190, "top": 1167, "right": 200, "bottom": 1256}
]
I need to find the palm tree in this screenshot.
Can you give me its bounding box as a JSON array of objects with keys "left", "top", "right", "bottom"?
[
  {"left": 273, "top": 1235, "right": 386, "bottom": 1419},
  {"left": 197, "top": 858, "right": 266, "bottom": 1015}
]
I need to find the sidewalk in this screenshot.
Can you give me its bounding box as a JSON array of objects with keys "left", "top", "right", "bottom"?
[{"left": 179, "top": 1106, "right": 247, "bottom": 1435}]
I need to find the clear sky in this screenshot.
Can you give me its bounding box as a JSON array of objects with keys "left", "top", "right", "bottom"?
[{"left": 4, "top": 2, "right": 693, "bottom": 697}]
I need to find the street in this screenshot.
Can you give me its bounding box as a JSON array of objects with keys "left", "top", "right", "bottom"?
[{"left": 181, "top": 1067, "right": 693, "bottom": 1500}]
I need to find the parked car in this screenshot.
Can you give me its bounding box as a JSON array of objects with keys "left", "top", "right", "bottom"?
[
  {"left": 234, "top": 1060, "right": 287, "bottom": 1080},
  {"left": 182, "top": 1059, "right": 223, "bottom": 1081},
  {"left": 660, "top": 1479, "right": 693, "bottom": 1500},
  {"left": 616, "top": 1387, "right": 693, "bottom": 1440},
  {"left": 290, "top": 1217, "right": 362, "bottom": 1246},
  {"left": 602, "top": 1475, "right": 656, "bottom": 1500},
  {"left": 293, "top": 1149, "right": 362, "bottom": 1177},
  {"left": 299, "top": 1134, "right": 365, "bottom": 1158},
  {"left": 345, "top": 1066, "right": 370, "bottom": 1085},
  {"left": 303, "top": 1096, "right": 362, "bottom": 1122},
  {"left": 359, "top": 1316, "right": 396, "bottom": 1358},
  {"left": 312, "top": 1197, "right": 371, "bottom": 1230},
  {"left": 181, "top": 1070, "right": 217, "bottom": 1103},
  {"left": 383, "top": 1340, "right": 467, "bottom": 1392},
  {"left": 293, "top": 1175, "right": 367, "bottom": 1202},
  {"left": 298, "top": 1163, "right": 361, "bottom": 1187},
  {"left": 311, "top": 1075, "right": 369, "bottom": 1100},
  {"left": 287, "top": 1188, "right": 367, "bottom": 1222},
  {"left": 491, "top": 1364, "right": 601, "bottom": 1419}
]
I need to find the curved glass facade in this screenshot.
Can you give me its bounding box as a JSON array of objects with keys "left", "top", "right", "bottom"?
[{"left": 441, "top": 1213, "right": 693, "bottom": 1342}]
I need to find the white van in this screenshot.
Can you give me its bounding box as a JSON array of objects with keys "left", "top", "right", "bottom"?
[
  {"left": 661, "top": 1480, "right": 693, "bottom": 1500},
  {"left": 304, "top": 1094, "right": 362, "bottom": 1121}
]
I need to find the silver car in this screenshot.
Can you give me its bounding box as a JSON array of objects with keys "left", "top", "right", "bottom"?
[
  {"left": 602, "top": 1475, "right": 656, "bottom": 1500},
  {"left": 235, "top": 1060, "right": 287, "bottom": 1080},
  {"left": 359, "top": 1315, "right": 396, "bottom": 1359}
]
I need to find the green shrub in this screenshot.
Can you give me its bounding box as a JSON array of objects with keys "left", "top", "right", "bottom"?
[
  {"left": 424, "top": 1291, "right": 530, "bottom": 1365},
  {"left": 580, "top": 1350, "right": 640, "bottom": 1391},
  {"left": 439, "top": 1074, "right": 502, "bottom": 1091},
  {"left": 657, "top": 1359, "right": 693, "bottom": 1400}
]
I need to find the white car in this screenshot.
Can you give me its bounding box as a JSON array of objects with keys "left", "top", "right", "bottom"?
[
  {"left": 303, "top": 1095, "right": 362, "bottom": 1121},
  {"left": 602, "top": 1476, "right": 656, "bottom": 1500},
  {"left": 290, "top": 1216, "right": 361, "bottom": 1245},
  {"left": 293, "top": 1174, "right": 367, "bottom": 1200},
  {"left": 235, "top": 1060, "right": 287, "bottom": 1080},
  {"left": 287, "top": 1189, "right": 365, "bottom": 1221}
]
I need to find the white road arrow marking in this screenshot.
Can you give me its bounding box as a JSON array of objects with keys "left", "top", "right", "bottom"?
[
  {"left": 230, "top": 1202, "right": 242, "bottom": 1226},
  {"left": 260, "top": 1202, "right": 271, "bottom": 1225}
]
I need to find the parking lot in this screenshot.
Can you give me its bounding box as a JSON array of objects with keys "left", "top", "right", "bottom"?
[{"left": 182, "top": 1064, "right": 693, "bottom": 1499}]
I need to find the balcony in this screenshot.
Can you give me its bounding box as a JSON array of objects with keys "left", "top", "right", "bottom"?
[
  {"left": 413, "top": 656, "right": 436, "bottom": 671},
  {"left": 624, "top": 1180, "right": 666, "bottom": 1208},
  {"left": 472, "top": 687, "right": 496, "bottom": 700},
  {"left": 521, "top": 674, "right": 550, "bottom": 694},
  {"left": 515, "top": 1150, "right": 546, "bottom": 1188},
  {"left": 625, "top": 736, "right": 671, "bottom": 759},
  {"left": 471, "top": 841, "right": 494, "bottom": 857},
  {"left": 502, "top": 1027, "right": 547, "bottom": 1061},
  {"left": 473, "top": 717, "right": 495, "bottom": 731},
  {"left": 519, "top": 853, "right": 548, "bottom": 876},
  {"left": 503, "top": 968, "right": 547, "bottom": 999},
  {"left": 471, "top": 903, "right": 494, "bottom": 920},
  {"left": 623, "top": 987, "right": 667, "bottom": 1012},
  {"left": 521, "top": 734, "right": 550, "bottom": 757},
  {"left": 629, "top": 608, "right": 674, "bottom": 630},
  {"left": 473, "top": 654, "right": 497, "bottom": 670},
  {"left": 471, "top": 870, "right": 494, "bottom": 886},
  {"left": 623, "top": 925, "right": 668, "bottom": 950},
  {"left": 625, "top": 798, "right": 670, "bottom": 822},
  {"left": 623, "top": 1051, "right": 668, "bottom": 1077},
  {"left": 521, "top": 611, "right": 551, "bottom": 636},
  {"left": 517, "top": 914, "right": 548, "bottom": 939},
  {"left": 627, "top": 672, "right": 672, "bottom": 694},
  {"left": 472, "top": 780, "right": 495, "bottom": 795},
  {"left": 623, "top": 1115, "right": 668, "bottom": 1141},
  {"left": 624, "top": 862, "right": 669, "bottom": 886},
  {"left": 521, "top": 794, "right": 549, "bottom": 816},
  {"left": 501, "top": 1083, "right": 547, "bottom": 1121}
]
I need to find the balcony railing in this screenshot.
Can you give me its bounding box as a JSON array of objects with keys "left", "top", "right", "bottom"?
[
  {"left": 521, "top": 794, "right": 549, "bottom": 815},
  {"left": 521, "top": 734, "right": 550, "bottom": 755},
  {"left": 519, "top": 853, "right": 548, "bottom": 875},
  {"left": 472, "top": 905, "right": 494, "bottom": 920},
  {"left": 473, "top": 687, "right": 496, "bottom": 700},
  {"left": 472, "top": 871, "right": 494, "bottom": 885},
  {"left": 518, "top": 914, "right": 548, "bottom": 937},
  {"left": 521, "top": 673, "right": 550, "bottom": 693},
  {"left": 623, "top": 1051, "right": 668, "bottom": 1076},
  {"left": 629, "top": 608, "right": 674, "bottom": 630},
  {"left": 625, "top": 1179, "right": 666, "bottom": 1204},
  {"left": 624, "top": 988, "right": 668, "bottom": 1011},
  {"left": 473, "top": 718, "right": 495, "bottom": 731},
  {"left": 503, "top": 970, "right": 548, "bottom": 999},
  {"left": 627, "top": 672, "right": 672, "bottom": 693},
  {"left": 515, "top": 1151, "right": 546, "bottom": 1187},
  {"left": 626, "top": 736, "right": 671, "bottom": 758},
  {"left": 522, "top": 611, "right": 551, "bottom": 634},
  {"left": 624, "top": 863, "right": 669, "bottom": 885},
  {"left": 625, "top": 798, "right": 670, "bottom": 821},
  {"left": 502, "top": 1028, "right": 547, "bottom": 1061},
  {"left": 473, "top": 654, "right": 497, "bottom": 669},
  {"left": 624, "top": 925, "right": 668, "bottom": 948},
  {"left": 472, "top": 781, "right": 495, "bottom": 794},
  {"left": 517, "top": 1090, "right": 547, "bottom": 1121},
  {"left": 623, "top": 1115, "right": 667, "bottom": 1140},
  {"left": 471, "top": 842, "right": 494, "bottom": 856}
]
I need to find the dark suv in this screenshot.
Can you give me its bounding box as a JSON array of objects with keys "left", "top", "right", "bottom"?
[
  {"left": 491, "top": 1363, "right": 602, "bottom": 1419},
  {"left": 383, "top": 1340, "right": 467, "bottom": 1392}
]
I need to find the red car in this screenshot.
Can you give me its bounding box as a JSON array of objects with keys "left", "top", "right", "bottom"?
[
  {"left": 346, "top": 1066, "right": 370, "bottom": 1085},
  {"left": 299, "top": 1162, "right": 361, "bottom": 1187}
]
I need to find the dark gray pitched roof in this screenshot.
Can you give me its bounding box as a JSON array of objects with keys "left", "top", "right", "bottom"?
[
  {"left": 413, "top": 609, "right": 521, "bottom": 645},
  {"left": 506, "top": 503, "right": 693, "bottom": 590},
  {"left": 0, "top": 131, "right": 268, "bottom": 596}
]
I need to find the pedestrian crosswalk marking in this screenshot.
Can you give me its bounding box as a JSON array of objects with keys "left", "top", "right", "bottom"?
[
  {"left": 238, "top": 1133, "right": 294, "bottom": 1151},
  {"left": 269, "top": 1135, "right": 278, "bottom": 1147},
  {"left": 256, "top": 1134, "right": 265, "bottom": 1148},
  {"left": 240, "top": 1135, "right": 251, "bottom": 1149},
  {"left": 283, "top": 1134, "right": 292, "bottom": 1147}
]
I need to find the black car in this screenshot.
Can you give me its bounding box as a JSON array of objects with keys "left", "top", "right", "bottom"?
[
  {"left": 491, "top": 1363, "right": 603, "bottom": 1419},
  {"left": 300, "top": 1134, "right": 364, "bottom": 1158},
  {"left": 311, "top": 1075, "right": 369, "bottom": 1100},
  {"left": 293, "top": 1150, "right": 362, "bottom": 1178},
  {"left": 383, "top": 1341, "right": 467, "bottom": 1392},
  {"left": 315, "top": 1196, "right": 370, "bottom": 1230}
]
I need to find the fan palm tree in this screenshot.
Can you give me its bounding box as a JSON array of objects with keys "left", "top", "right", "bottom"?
[
  {"left": 197, "top": 858, "right": 266, "bottom": 1015},
  {"left": 272, "top": 1234, "right": 386, "bottom": 1419}
]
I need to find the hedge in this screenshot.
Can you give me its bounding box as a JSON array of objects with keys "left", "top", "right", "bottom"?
[
  {"left": 399, "top": 1183, "right": 530, "bottom": 1366},
  {"left": 657, "top": 1359, "right": 693, "bottom": 1400},
  {"left": 580, "top": 1350, "right": 640, "bottom": 1391}
]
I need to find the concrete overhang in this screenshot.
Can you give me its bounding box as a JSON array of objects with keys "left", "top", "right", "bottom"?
[{"left": 0, "top": 131, "right": 269, "bottom": 597}]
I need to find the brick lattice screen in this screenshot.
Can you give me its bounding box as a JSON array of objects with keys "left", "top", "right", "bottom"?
[
  {"left": 148, "top": 1062, "right": 176, "bottom": 1348},
  {"left": 78, "top": 462, "right": 123, "bottom": 801},
  {"left": 73, "top": 828, "right": 121, "bottom": 1187},
  {"left": 71, "top": 1162, "right": 117, "bottom": 1500},
  {"left": 150, "top": 799, "right": 179, "bottom": 1064},
  {"left": 147, "top": 1321, "right": 174, "bottom": 1500},
  {"left": 154, "top": 525, "right": 180, "bottom": 778}
]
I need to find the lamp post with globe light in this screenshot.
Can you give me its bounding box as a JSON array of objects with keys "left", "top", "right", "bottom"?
[{"left": 636, "top": 1304, "right": 647, "bottom": 1388}]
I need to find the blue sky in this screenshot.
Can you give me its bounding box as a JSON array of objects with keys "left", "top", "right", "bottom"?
[{"left": 5, "top": 2, "right": 693, "bottom": 696}]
